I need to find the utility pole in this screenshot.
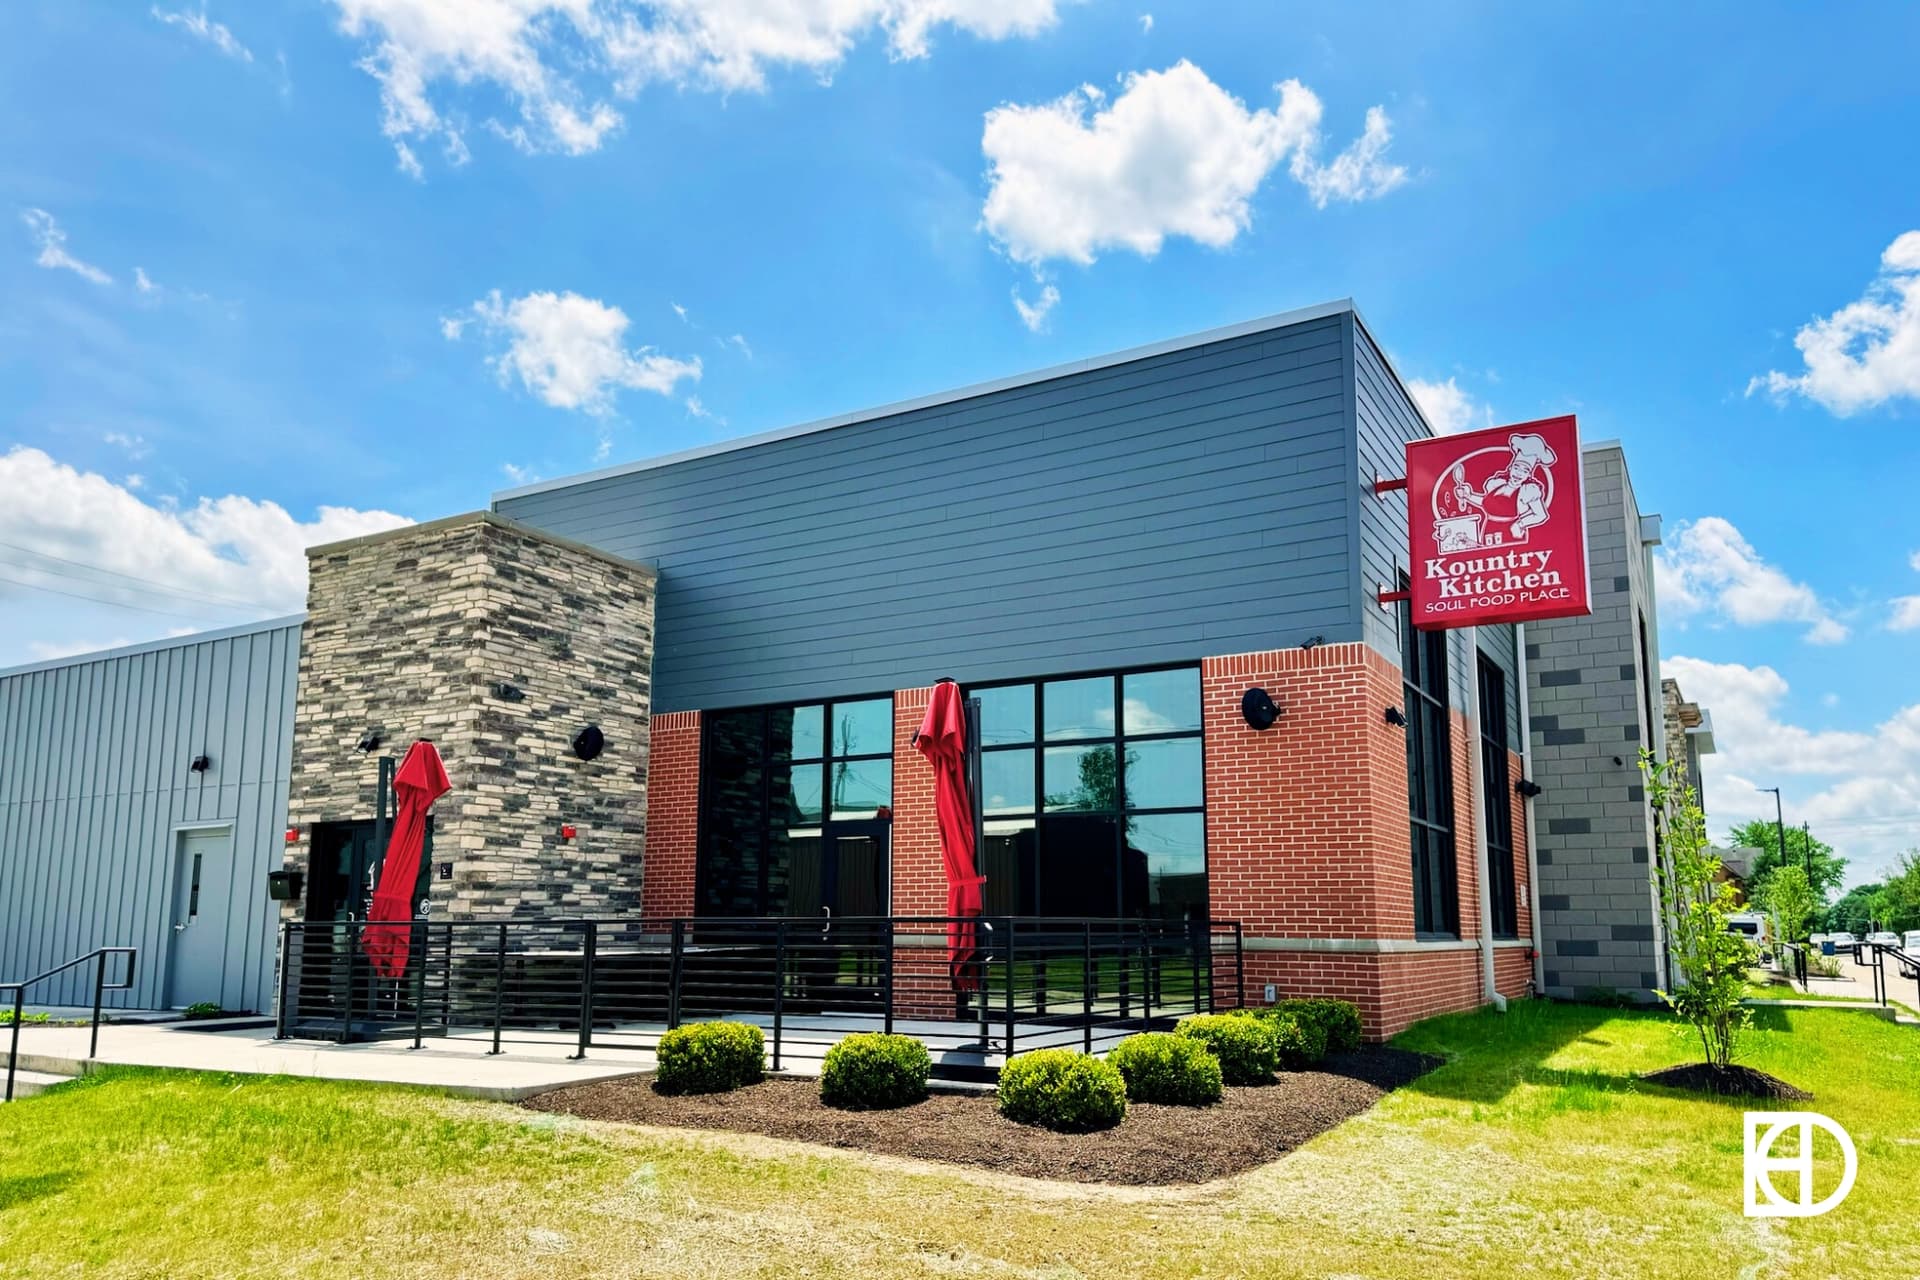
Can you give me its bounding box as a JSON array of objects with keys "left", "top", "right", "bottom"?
[{"left": 1762, "top": 786, "right": 1789, "bottom": 884}]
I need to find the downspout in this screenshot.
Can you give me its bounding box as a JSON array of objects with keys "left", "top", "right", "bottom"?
[
  {"left": 1466, "top": 626, "right": 1506, "bottom": 1012},
  {"left": 1516, "top": 622, "right": 1545, "bottom": 994}
]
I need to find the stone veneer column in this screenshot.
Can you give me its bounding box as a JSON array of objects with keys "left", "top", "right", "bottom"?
[{"left": 283, "top": 512, "right": 656, "bottom": 922}]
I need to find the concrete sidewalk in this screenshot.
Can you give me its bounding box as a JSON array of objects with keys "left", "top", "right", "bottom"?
[{"left": 6, "top": 1021, "right": 656, "bottom": 1101}]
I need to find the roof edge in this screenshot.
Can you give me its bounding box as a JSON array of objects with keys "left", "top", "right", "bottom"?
[
  {"left": 0, "top": 613, "right": 308, "bottom": 680},
  {"left": 307, "top": 510, "right": 658, "bottom": 579},
  {"left": 491, "top": 298, "right": 1357, "bottom": 504}
]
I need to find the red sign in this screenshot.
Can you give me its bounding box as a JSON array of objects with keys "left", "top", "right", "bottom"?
[{"left": 1404, "top": 415, "right": 1590, "bottom": 629}]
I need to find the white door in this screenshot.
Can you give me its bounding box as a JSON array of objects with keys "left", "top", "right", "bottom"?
[{"left": 166, "top": 828, "right": 233, "bottom": 1009}]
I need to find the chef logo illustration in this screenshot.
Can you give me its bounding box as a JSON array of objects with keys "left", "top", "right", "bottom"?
[{"left": 1431, "top": 431, "right": 1558, "bottom": 553}]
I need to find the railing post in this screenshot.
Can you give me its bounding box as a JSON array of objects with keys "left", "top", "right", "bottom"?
[
  {"left": 572, "top": 922, "right": 597, "bottom": 1060},
  {"left": 6, "top": 988, "right": 22, "bottom": 1103},
  {"left": 489, "top": 921, "right": 507, "bottom": 1055},
  {"left": 90, "top": 950, "right": 108, "bottom": 1060},
  {"left": 342, "top": 922, "right": 359, "bottom": 1044},
  {"left": 1191, "top": 925, "right": 1203, "bottom": 1018},
  {"left": 771, "top": 919, "right": 786, "bottom": 1073},
  {"left": 410, "top": 922, "right": 428, "bottom": 1051},
  {"left": 275, "top": 924, "right": 292, "bottom": 1040},
  {"left": 667, "top": 919, "right": 686, "bottom": 1031},
  {"left": 1003, "top": 920, "right": 1016, "bottom": 1058},
  {"left": 442, "top": 921, "right": 454, "bottom": 1031},
  {"left": 882, "top": 920, "right": 895, "bottom": 1037},
  {"left": 1139, "top": 921, "right": 1152, "bottom": 1032},
  {"left": 1082, "top": 923, "right": 1094, "bottom": 1055},
  {"left": 1234, "top": 923, "right": 1245, "bottom": 1010}
]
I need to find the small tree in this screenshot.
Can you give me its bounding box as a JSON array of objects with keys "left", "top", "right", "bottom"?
[
  {"left": 1646, "top": 753, "right": 1755, "bottom": 1069},
  {"left": 1756, "top": 864, "right": 1816, "bottom": 946}
]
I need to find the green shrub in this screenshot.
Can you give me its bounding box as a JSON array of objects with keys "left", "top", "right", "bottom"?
[
  {"left": 1277, "top": 997, "right": 1363, "bottom": 1055},
  {"left": 1106, "top": 1032, "right": 1222, "bottom": 1106},
  {"left": 1175, "top": 1013, "right": 1280, "bottom": 1085},
  {"left": 1265, "top": 1012, "right": 1319, "bottom": 1070},
  {"left": 654, "top": 1021, "right": 765, "bottom": 1095},
  {"left": 996, "top": 1049, "right": 1127, "bottom": 1131},
  {"left": 183, "top": 1001, "right": 223, "bottom": 1020},
  {"left": 820, "top": 1033, "right": 932, "bottom": 1110}
]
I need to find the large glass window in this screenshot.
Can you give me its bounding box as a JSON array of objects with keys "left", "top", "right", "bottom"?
[
  {"left": 1478, "top": 656, "right": 1519, "bottom": 939},
  {"left": 973, "top": 666, "right": 1206, "bottom": 921},
  {"left": 697, "top": 696, "right": 893, "bottom": 916},
  {"left": 1400, "top": 587, "right": 1459, "bottom": 937}
]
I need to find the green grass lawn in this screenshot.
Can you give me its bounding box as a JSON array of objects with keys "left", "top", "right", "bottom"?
[{"left": 3, "top": 1001, "right": 1915, "bottom": 1278}]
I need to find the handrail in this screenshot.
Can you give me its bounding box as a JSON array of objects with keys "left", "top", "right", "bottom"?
[{"left": 5, "top": 946, "right": 137, "bottom": 1103}]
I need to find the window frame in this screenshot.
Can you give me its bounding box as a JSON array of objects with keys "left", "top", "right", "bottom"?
[
  {"left": 694, "top": 692, "right": 896, "bottom": 917},
  {"left": 1399, "top": 580, "right": 1460, "bottom": 939},
  {"left": 1477, "top": 654, "right": 1519, "bottom": 940},
  {"left": 966, "top": 662, "right": 1208, "bottom": 920}
]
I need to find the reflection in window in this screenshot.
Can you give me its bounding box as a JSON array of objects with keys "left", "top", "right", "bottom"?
[
  {"left": 697, "top": 695, "right": 894, "bottom": 916},
  {"left": 973, "top": 667, "right": 1205, "bottom": 919}
]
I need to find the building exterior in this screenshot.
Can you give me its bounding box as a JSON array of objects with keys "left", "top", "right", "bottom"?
[
  {"left": 1661, "top": 678, "right": 1715, "bottom": 814},
  {"left": 0, "top": 617, "right": 302, "bottom": 1011},
  {"left": 1, "top": 299, "right": 1681, "bottom": 1038},
  {"left": 1523, "top": 442, "right": 1670, "bottom": 1001}
]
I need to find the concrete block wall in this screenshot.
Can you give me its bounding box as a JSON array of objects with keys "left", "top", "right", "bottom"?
[{"left": 1525, "top": 444, "right": 1664, "bottom": 999}]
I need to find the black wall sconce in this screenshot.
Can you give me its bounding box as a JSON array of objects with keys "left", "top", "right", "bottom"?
[
  {"left": 1300, "top": 635, "right": 1324, "bottom": 652},
  {"left": 571, "top": 725, "right": 605, "bottom": 761},
  {"left": 1240, "top": 687, "right": 1283, "bottom": 731},
  {"left": 357, "top": 730, "right": 383, "bottom": 754},
  {"left": 1515, "top": 778, "right": 1544, "bottom": 799},
  {"left": 266, "top": 869, "right": 303, "bottom": 901},
  {"left": 189, "top": 754, "right": 212, "bottom": 773},
  {"left": 1383, "top": 706, "right": 1408, "bottom": 727},
  {"left": 491, "top": 681, "right": 526, "bottom": 702}
]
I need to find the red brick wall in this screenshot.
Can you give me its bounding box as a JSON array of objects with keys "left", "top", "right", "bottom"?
[
  {"left": 1202, "top": 642, "right": 1527, "bottom": 1040},
  {"left": 638, "top": 711, "right": 700, "bottom": 919},
  {"left": 891, "top": 687, "right": 945, "bottom": 917},
  {"left": 1494, "top": 946, "right": 1533, "bottom": 999}
]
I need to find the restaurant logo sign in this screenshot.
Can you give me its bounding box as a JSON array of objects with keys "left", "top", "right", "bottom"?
[{"left": 1405, "top": 415, "right": 1591, "bottom": 629}]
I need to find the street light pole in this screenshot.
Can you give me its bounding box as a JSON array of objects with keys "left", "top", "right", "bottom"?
[{"left": 1761, "top": 786, "right": 1789, "bottom": 880}]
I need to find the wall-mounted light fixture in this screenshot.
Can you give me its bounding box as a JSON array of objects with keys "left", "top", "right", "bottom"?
[
  {"left": 1240, "top": 687, "right": 1283, "bottom": 731},
  {"left": 1515, "top": 778, "right": 1544, "bottom": 799},
  {"left": 1383, "top": 706, "right": 1408, "bottom": 727},
  {"left": 570, "top": 725, "right": 605, "bottom": 761},
  {"left": 189, "top": 754, "right": 212, "bottom": 773},
  {"left": 1300, "top": 635, "right": 1324, "bottom": 652},
  {"left": 357, "top": 730, "right": 383, "bottom": 754},
  {"left": 491, "top": 681, "right": 525, "bottom": 703}
]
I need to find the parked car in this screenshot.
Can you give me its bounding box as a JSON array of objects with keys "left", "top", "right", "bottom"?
[
  {"left": 1866, "top": 931, "right": 1900, "bottom": 949},
  {"left": 1900, "top": 931, "right": 1920, "bottom": 980},
  {"left": 1829, "top": 931, "right": 1858, "bottom": 955}
]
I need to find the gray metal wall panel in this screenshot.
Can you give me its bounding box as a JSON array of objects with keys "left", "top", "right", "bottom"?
[
  {"left": 0, "top": 621, "right": 301, "bottom": 1010},
  {"left": 498, "top": 317, "right": 1364, "bottom": 711},
  {"left": 1351, "top": 322, "right": 1523, "bottom": 748}
]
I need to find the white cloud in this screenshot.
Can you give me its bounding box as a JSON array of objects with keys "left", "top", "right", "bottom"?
[
  {"left": 1891, "top": 596, "right": 1920, "bottom": 632},
  {"left": 671, "top": 301, "right": 688, "bottom": 322},
  {"left": 979, "top": 61, "right": 1406, "bottom": 272},
  {"left": 152, "top": 5, "right": 254, "bottom": 62},
  {"left": 1139, "top": 13, "right": 1152, "bottom": 32},
  {"left": 461, "top": 288, "right": 701, "bottom": 414},
  {"left": 134, "top": 266, "right": 158, "bottom": 294},
  {"left": 0, "top": 447, "right": 410, "bottom": 634},
  {"left": 1654, "top": 516, "right": 1848, "bottom": 644},
  {"left": 500, "top": 462, "right": 539, "bottom": 485},
  {"left": 329, "top": 1, "right": 1061, "bottom": 175},
  {"left": 1012, "top": 282, "right": 1059, "bottom": 331},
  {"left": 1749, "top": 230, "right": 1920, "bottom": 415},
  {"left": 21, "top": 208, "right": 112, "bottom": 285},
  {"left": 1663, "top": 654, "right": 1920, "bottom": 881},
  {"left": 1406, "top": 375, "right": 1489, "bottom": 435},
  {"left": 725, "top": 332, "right": 751, "bottom": 358},
  {"left": 1910, "top": 549, "right": 1920, "bottom": 573}
]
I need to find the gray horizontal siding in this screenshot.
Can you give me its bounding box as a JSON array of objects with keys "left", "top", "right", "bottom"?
[
  {"left": 0, "top": 621, "right": 300, "bottom": 1010},
  {"left": 1352, "top": 322, "right": 1522, "bottom": 748},
  {"left": 499, "top": 316, "right": 1365, "bottom": 711}
]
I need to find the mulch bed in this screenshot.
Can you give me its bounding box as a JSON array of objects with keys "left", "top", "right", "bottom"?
[
  {"left": 1640, "top": 1063, "right": 1812, "bottom": 1100},
  {"left": 524, "top": 1046, "right": 1438, "bottom": 1185}
]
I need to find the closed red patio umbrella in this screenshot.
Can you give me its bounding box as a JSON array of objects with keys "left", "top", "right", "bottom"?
[
  {"left": 362, "top": 739, "right": 451, "bottom": 979},
  {"left": 913, "top": 680, "right": 985, "bottom": 992}
]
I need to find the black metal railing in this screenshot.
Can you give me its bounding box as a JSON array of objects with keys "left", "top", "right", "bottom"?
[
  {"left": 1863, "top": 941, "right": 1920, "bottom": 1010},
  {"left": 4, "top": 947, "right": 137, "bottom": 1102},
  {"left": 276, "top": 915, "right": 1244, "bottom": 1070}
]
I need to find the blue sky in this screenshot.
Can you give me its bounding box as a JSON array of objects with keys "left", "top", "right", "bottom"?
[{"left": 2, "top": 2, "right": 1917, "bottom": 882}]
